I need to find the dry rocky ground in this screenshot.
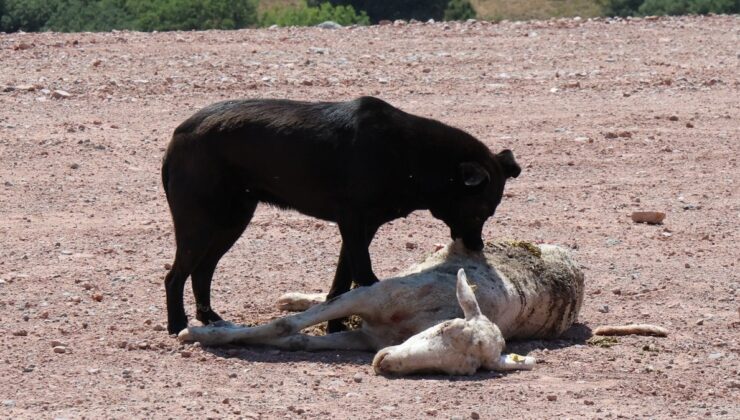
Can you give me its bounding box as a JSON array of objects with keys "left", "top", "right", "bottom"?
[{"left": 0, "top": 15, "right": 738, "bottom": 419}]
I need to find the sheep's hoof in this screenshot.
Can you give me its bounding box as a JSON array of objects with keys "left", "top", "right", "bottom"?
[{"left": 177, "top": 328, "right": 193, "bottom": 343}]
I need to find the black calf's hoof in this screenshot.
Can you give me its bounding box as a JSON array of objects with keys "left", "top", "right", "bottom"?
[
  {"left": 196, "top": 309, "right": 223, "bottom": 325},
  {"left": 168, "top": 319, "right": 188, "bottom": 335}
]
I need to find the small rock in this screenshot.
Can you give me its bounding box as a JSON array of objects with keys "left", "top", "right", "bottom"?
[
  {"left": 92, "top": 293, "right": 104, "bottom": 302},
  {"left": 51, "top": 340, "right": 66, "bottom": 347},
  {"left": 686, "top": 122, "right": 694, "bottom": 128},
  {"left": 584, "top": 400, "right": 594, "bottom": 405},
  {"left": 695, "top": 318, "right": 704, "bottom": 326},
  {"left": 12, "top": 329, "right": 28, "bottom": 336},
  {"left": 708, "top": 352, "right": 724, "bottom": 360},
  {"left": 471, "top": 412, "right": 480, "bottom": 420},
  {"left": 70, "top": 163, "right": 79, "bottom": 169},
  {"left": 685, "top": 263, "right": 691, "bottom": 268},
  {"left": 631, "top": 211, "right": 665, "bottom": 225},
  {"left": 23, "top": 365, "right": 35, "bottom": 373},
  {"left": 618, "top": 131, "right": 632, "bottom": 138},
  {"left": 228, "top": 372, "right": 237, "bottom": 378},
  {"left": 598, "top": 305, "right": 609, "bottom": 313},
  {"left": 15, "top": 84, "right": 37, "bottom": 92},
  {"left": 222, "top": 397, "right": 230, "bottom": 404},
  {"left": 51, "top": 90, "right": 71, "bottom": 99},
  {"left": 180, "top": 350, "right": 192, "bottom": 358},
  {"left": 2, "top": 400, "right": 15, "bottom": 408},
  {"left": 611, "top": 288, "right": 622, "bottom": 295},
  {"left": 316, "top": 21, "right": 342, "bottom": 30},
  {"left": 164, "top": 263, "right": 172, "bottom": 270},
  {"left": 353, "top": 372, "right": 363, "bottom": 383},
  {"left": 14, "top": 42, "right": 33, "bottom": 50},
  {"left": 547, "top": 394, "right": 557, "bottom": 401},
  {"left": 426, "top": 408, "right": 438, "bottom": 415},
  {"left": 153, "top": 324, "right": 165, "bottom": 331},
  {"left": 53, "top": 346, "right": 67, "bottom": 354},
  {"left": 604, "top": 132, "right": 618, "bottom": 139},
  {"left": 405, "top": 242, "right": 417, "bottom": 250},
  {"left": 668, "top": 115, "right": 679, "bottom": 121}
]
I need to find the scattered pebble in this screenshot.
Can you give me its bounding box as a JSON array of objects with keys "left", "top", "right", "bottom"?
[
  {"left": 53, "top": 345, "right": 67, "bottom": 354},
  {"left": 12, "top": 330, "right": 28, "bottom": 337},
  {"left": 669, "top": 115, "right": 679, "bottom": 121},
  {"left": 180, "top": 350, "right": 192, "bottom": 358},
  {"left": 353, "top": 372, "right": 363, "bottom": 383},
  {"left": 631, "top": 211, "right": 665, "bottom": 225},
  {"left": 598, "top": 305, "right": 609, "bottom": 313},
  {"left": 547, "top": 394, "right": 557, "bottom": 401},
  {"left": 471, "top": 412, "right": 480, "bottom": 419},
  {"left": 51, "top": 90, "right": 71, "bottom": 99},
  {"left": 316, "top": 21, "right": 342, "bottom": 30}
]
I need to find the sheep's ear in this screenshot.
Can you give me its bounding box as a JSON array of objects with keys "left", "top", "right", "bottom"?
[{"left": 456, "top": 269, "right": 482, "bottom": 320}]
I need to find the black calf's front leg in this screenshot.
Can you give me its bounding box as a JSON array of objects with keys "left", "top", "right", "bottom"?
[{"left": 327, "top": 220, "right": 379, "bottom": 333}]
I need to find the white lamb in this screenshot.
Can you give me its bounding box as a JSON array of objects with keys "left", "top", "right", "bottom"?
[{"left": 179, "top": 239, "right": 584, "bottom": 375}]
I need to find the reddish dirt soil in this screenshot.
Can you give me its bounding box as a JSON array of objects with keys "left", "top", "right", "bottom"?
[{"left": 1, "top": 15, "right": 738, "bottom": 419}]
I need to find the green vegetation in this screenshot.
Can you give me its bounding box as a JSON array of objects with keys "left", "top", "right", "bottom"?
[
  {"left": 260, "top": 1, "right": 369, "bottom": 26},
  {"left": 0, "top": 0, "right": 258, "bottom": 32},
  {"left": 444, "top": 0, "right": 477, "bottom": 20},
  {"left": 309, "top": 0, "right": 452, "bottom": 22},
  {"left": 601, "top": 0, "right": 739, "bottom": 16},
  {"left": 0, "top": 0, "right": 736, "bottom": 33},
  {"left": 471, "top": 0, "right": 603, "bottom": 21}
]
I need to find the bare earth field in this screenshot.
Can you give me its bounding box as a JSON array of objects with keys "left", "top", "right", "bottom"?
[{"left": 0, "top": 15, "right": 738, "bottom": 419}]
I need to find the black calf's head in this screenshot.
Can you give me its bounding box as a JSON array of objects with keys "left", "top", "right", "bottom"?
[{"left": 432, "top": 149, "right": 521, "bottom": 251}]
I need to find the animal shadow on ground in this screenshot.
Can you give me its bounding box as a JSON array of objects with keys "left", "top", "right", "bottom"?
[{"left": 195, "top": 323, "right": 593, "bottom": 379}]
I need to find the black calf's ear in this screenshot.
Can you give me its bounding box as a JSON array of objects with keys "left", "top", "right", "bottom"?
[
  {"left": 460, "top": 162, "right": 490, "bottom": 187},
  {"left": 496, "top": 149, "right": 521, "bottom": 179}
]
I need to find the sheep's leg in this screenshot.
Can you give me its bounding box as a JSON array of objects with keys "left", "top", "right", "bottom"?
[
  {"left": 253, "top": 330, "right": 375, "bottom": 351},
  {"left": 276, "top": 292, "right": 326, "bottom": 312},
  {"left": 179, "top": 286, "right": 378, "bottom": 346}
]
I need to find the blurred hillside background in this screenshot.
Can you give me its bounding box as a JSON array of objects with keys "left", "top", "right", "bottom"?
[{"left": 0, "top": 0, "right": 737, "bottom": 32}]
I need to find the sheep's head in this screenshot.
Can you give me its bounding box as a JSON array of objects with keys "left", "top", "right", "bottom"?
[{"left": 373, "top": 268, "right": 526, "bottom": 376}]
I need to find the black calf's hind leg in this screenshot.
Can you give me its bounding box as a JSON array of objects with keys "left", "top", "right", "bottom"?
[
  {"left": 191, "top": 215, "right": 253, "bottom": 326},
  {"left": 165, "top": 259, "right": 193, "bottom": 335}
]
